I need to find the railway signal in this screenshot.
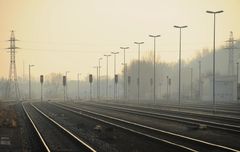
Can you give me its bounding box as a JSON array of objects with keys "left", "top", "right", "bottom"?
[
  {"left": 40, "top": 75, "right": 44, "bottom": 102},
  {"left": 63, "top": 76, "right": 66, "bottom": 86},
  {"left": 111, "top": 52, "right": 119, "bottom": 101},
  {"left": 63, "top": 76, "right": 66, "bottom": 102},
  {"left": 115, "top": 74, "right": 118, "bottom": 84},
  {"left": 114, "top": 74, "right": 118, "bottom": 100},
  {"left": 128, "top": 76, "right": 131, "bottom": 101},
  {"left": 166, "top": 76, "right": 171, "bottom": 100},
  {"left": 89, "top": 74, "right": 93, "bottom": 100},
  {"left": 128, "top": 76, "right": 131, "bottom": 85}
]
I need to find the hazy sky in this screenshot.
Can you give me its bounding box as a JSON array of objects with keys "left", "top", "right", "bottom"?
[{"left": 0, "top": 0, "right": 239, "bottom": 80}]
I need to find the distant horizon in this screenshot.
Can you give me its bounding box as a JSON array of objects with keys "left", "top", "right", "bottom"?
[
  {"left": 1, "top": 39, "right": 238, "bottom": 81},
  {"left": 0, "top": 0, "right": 239, "bottom": 79}
]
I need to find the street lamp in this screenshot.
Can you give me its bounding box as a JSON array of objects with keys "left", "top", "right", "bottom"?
[
  {"left": 149, "top": 35, "right": 160, "bottom": 104},
  {"left": 206, "top": 10, "right": 224, "bottom": 112},
  {"left": 111, "top": 51, "right": 119, "bottom": 100},
  {"left": 65, "top": 71, "right": 70, "bottom": 101},
  {"left": 98, "top": 57, "right": 103, "bottom": 100},
  {"left": 29, "top": 64, "right": 35, "bottom": 100},
  {"left": 104, "top": 54, "right": 111, "bottom": 99},
  {"left": 134, "top": 42, "right": 144, "bottom": 104},
  {"left": 120, "top": 47, "right": 129, "bottom": 101},
  {"left": 174, "top": 25, "right": 187, "bottom": 107},
  {"left": 77, "top": 73, "right": 81, "bottom": 101}
]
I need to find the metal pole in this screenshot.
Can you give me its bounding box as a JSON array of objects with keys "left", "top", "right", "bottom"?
[
  {"left": 92, "top": 66, "right": 98, "bottom": 99},
  {"left": 97, "top": 67, "right": 98, "bottom": 99},
  {"left": 98, "top": 58, "right": 102, "bottom": 100},
  {"left": 78, "top": 73, "right": 79, "bottom": 100},
  {"left": 106, "top": 56, "right": 108, "bottom": 99},
  {"left": 213, "top": 13, "right": 216, "bottom": 110},
  {"left": 179, "top": 28, "right": 182, "bottom": 106},
  {"left": 190, "top": 68, "right": 193, "bottom": 100},
  {"left": 77, "top": 73, "right": 80, "bottom": 101},
  {"left": 111, "top": 52, "right": 119, "bottom": 100},
  {"left": 199, "top": 60, "right": 201, "bottom": 100},
  {"left": 126, "top": 64, "right": 128, "bottom": 100},
  {"left": 237, "top": 62, "right": 239, "bottom": 101},
  {"left": 149, "top": 35, "right": 160, "bottom": 104},
  {"left": 174, "top": 25, "right": 187, "bottom": 107},
  {"left": 124, "top": 49, "right": 126, "bottom": 100},
  {"left": 96, "top": 67, "right": 98, "bottom": 99},
  {"left": 169, "top": 80, "right": 171, "bottom": 99},
  {"left": 159, "top": 82, "right": 162, "bottom": 100},
  {"left": 125, "top": 63, "right": 128, "bottom": 100},
  {"left": 97, "top": 66, "right": 99, "bottom": 99},
  {"left": 104, "top": 55, "right": 111, "bottom": 99},
  {"left": 29, "top": 65, "right": 30, "bottom": 99},
  {"left": 64, "top": 85, "right": 66, "bottom": 102},
  {"left": 167, "top": 76, "right": 169, "bottom": 100},
  {"left": 41, "top": 83, "right": 43, "bottom": 102},
  {"left": 65, "top": 71, "right": 70, "bottom": 101},
  {"left": 134, "top": 42, "right": 144, "bottom": 104},
  {"left": 153, "top": 37, "right": 156, "bottom": 104},
  {"left": 206, "top": 10, "right": 223, "bottom": 112},
  {"left": 114, "top": 54, "right": 116, "bottom": 100},
  {"left": 90, "top": 83, "right": 92, "bottom": 100},
  {"left": 120, "top": 47, "right": 129, "bottom": 100},
  {"left": 138, "top": 44, "right": 140, "bottom": 103},
  {"left": 66, "top": 75, "right": 67, "bottom": 101},
  {"left": 29, "top": 64, "right": 34, "bottom": 100}
]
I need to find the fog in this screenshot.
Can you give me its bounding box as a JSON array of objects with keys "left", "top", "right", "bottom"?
[{"left": 1, "top": 40, "right": 240, "bottom": 103}]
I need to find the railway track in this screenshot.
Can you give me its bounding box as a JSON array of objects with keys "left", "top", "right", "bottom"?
[
  {"left": 103, "top": 101, "right": 240, "bottom": 116},
  {"left": 53, "top": 102, "right": 239, "bottom": 152},
  {"left": 34, "top": 102, "right": 196, "bottom": 152},
  {"left": 87, "top": 101, "right": 240, "bottom": 123},
  {"left": 22, "top": 102, "right": 96, "bottom": 152},
  {"left": 154, "top": 104, "right": 240, "bottom": 116},
  {"left": 76, "top": 102, "right": 240, "bottom": 133}
]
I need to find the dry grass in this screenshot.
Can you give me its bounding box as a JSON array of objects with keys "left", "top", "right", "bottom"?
[{"left": 0, "top": 103, "right": 17, "bottom": 128}]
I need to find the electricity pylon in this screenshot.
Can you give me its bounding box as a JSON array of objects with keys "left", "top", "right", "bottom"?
[{"left": 5, "top": 30, "right": 21, "bottom": 101}]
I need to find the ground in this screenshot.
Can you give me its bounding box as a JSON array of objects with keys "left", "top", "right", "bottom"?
[{"left": 0, "top": 102, "right": 23, "bottom": 152}]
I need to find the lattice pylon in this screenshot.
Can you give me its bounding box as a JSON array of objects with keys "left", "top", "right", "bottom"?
[
  {"left": 5, "top": 30, "right": 21, "bottom": 101},
  {"left": 225, "top": 31, "right": 237, "bottom": 76}
]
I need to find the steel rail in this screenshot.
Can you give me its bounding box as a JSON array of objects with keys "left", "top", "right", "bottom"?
[
  {"left": 29, "top": 103, "right": 97, "bottom": 152},
  {"left": 22, "top": 102, "right": 51, "bottom": 152},
  {"left": 54, "top": 102, "right": 239, "bottom": 152},
  {"left": 77, "top": 102, "right": 240, "bottom": 133}
]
